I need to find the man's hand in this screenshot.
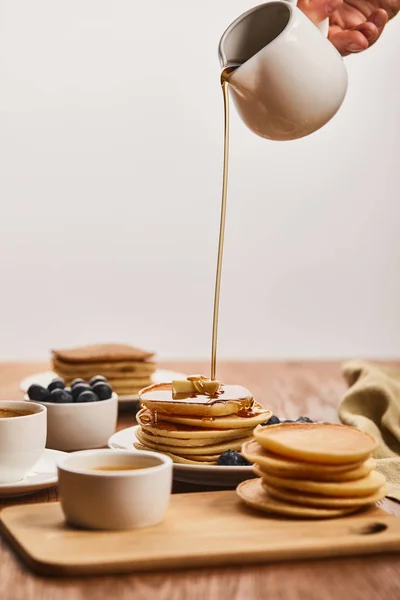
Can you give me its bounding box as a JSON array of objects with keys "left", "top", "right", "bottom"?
[{"left": 298, "top": 0, "right": 398, "bottom": 55}]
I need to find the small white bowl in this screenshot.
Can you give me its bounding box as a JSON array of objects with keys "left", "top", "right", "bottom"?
[
  {"left": 25, "top": 393, "right": 118, "bottom": 451},
  {"left": 57, "top": 449, "right": 173, "bottom": 530}
]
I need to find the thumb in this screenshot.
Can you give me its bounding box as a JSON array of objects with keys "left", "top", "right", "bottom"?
[{"left": 297, "top": 0, "right": 343, "bottom": 23}]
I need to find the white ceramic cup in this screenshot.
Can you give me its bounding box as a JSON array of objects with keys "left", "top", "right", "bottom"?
[
  {"left": 0, "top": 401, "right": 47, "bottom": 484},
  {"left": 218, "top": 1, "right": 348, "bottom": 140},
  {"left": 58, "top": 449, "right": 173, "bottom": 530}
]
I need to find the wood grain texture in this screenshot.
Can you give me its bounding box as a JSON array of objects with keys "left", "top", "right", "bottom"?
[
  {"left": 2, "top": 494, "right": 400, "bottom": 577},
  {"left": 0, "top": 360, "right": 399, "bottom": 599}
]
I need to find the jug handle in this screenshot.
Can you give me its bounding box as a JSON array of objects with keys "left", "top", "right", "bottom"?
[
  {"left": 288, "top": 0, "right": 329, "bottom": 37},
  {"left": 316, "top": 18, "right": 329, "bottom": 37}
]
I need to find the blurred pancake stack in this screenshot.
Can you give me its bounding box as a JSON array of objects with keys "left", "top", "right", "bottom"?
[
  {"left": 51, "top": 343, "right": 155, "bottom": 396},
  {"left": 135, "top": 376, "right": 272, "bottom": 465},
  {"left": 238, "top": 422, "right": 386, "bottom": 519}
]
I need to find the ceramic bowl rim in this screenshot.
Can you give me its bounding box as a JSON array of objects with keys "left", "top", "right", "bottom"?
[
  {"left": 0, "top": 400, "right": 46, "bottom": 419},
  {"left": 57, "top": 449, "right": 173, "bottom": 477},
  {"left": 24, "top": 392, "right": 118, "bottom": 408}
]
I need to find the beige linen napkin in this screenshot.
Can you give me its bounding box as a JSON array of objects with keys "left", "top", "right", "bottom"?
[{"left": 339, "top": 361, "right": 400, "bottom": 502}]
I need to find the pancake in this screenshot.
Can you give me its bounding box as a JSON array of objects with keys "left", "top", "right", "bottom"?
[
  {"left": 137, "top": 410, "right": 255, "bottom": 440},
  {"left": 263, "top": 481, "right": 387, "bottom": 508},
  {"left": 135, "top": 377, "right": 269, "bottom": 465},
  {"left": 138, "top": 428, "right": 250, "bottom": 448},
  {"left": 52, "top": 357, "right": 155, "bottom": 373},
  {"left": 138, "top": 382, "right": 255, "bottom": 418},
  {"left": 236, "top": 479, "right": 359, "bottom": 519},
  {"left": 135, "top": 427, "right": 251, "bottom": 455},
  {"left": 255, "top": 458, "right": 376, "bottom": 483},
  {"left": 53, "top": 365, "right": 155, "bottom": 380},
  {"left": 51, "top": 343, "right": 156, "bottom": 396},
  {"left": 53, "top": 358, "right": 154, "bottom": 371},
  {"left": 90, "top": 377, "right": 152, "bottom": 387},
  {"left": 52, "top": 343, "right": 154, "bottom": 363},
  {"left": 254, "top": 423, "right": 377, "bottom": 465},
  {"left": 242, "top": 440, "right": 375, "bottom": 482},
  {"left": 261, "top": 470, "right": 386, "bottom": 498},
  {"left": 157, "top": 403, "right": 271, "bottom": 429},
  {"left": 133, "top": 442, "right": 219, "bottom": 464}
]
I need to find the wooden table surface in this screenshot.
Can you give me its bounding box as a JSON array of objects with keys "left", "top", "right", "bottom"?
[{"left": 0, "top": 360, "right": 399, "bottom": 600}]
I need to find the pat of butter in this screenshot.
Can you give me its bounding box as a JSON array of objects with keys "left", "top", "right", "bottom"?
[
  {"left": 172, "top": 375, "right": 221, "bottom": 399},
  {"left": 171, "top": 380, "right": 195, "bottom": 395}
]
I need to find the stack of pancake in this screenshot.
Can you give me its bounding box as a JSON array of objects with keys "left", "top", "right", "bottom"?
[
  {"left": 135, "top": 380, "right": 272, "bottom": 465},
  {"left": 51, "top": 343, "right": 155, "bottom": 396},
  {"left": 238, "top": 422, "right": 386, "bottom": 519}
]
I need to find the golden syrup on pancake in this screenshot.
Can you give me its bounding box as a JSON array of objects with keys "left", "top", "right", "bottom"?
[
  {"left": 202, "top": 413, "right": 215, "bottom": 422},
  {"left": 139, "top": 384, "right": 253, "bottom": 408},
  {"left": 236, "top": 406, "right": 266, "bottom": 418},
  {"left": 237, "top": 408, "right": 258, "bottom": 418}
]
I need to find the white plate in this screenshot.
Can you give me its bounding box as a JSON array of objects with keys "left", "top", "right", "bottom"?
[
  {"left": 20, "top": 369, "right": 187, "bottom": 405},
  {"left": 0, "top": 449, "right": 66, "bottom": 498},
  {"left": 108, "top": 426, "right": 254, "bottom": 488}
]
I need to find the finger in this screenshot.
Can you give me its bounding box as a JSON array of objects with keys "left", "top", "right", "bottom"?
[
  {"left": 328, "top": 29, "right": 369, "bottom": 55},
  {"left": 350, "top": 10, "right": 388, "bottom": 49},
  {"left": 355, "top": 22, "right": 380, "bottom": 46},
  {"left": 367, "top": 9, "right": 389, "bottom": 31}
]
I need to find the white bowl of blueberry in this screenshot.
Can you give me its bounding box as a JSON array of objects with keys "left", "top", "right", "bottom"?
[{"left": 26, "top": 376, "right": 118, "bottom": 452}]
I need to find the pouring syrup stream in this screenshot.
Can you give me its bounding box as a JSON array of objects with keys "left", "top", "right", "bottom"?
[{"left": 210, "top": 67, "right": 238, "bottom": 381}]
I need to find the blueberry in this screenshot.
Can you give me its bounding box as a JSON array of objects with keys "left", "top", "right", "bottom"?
[
  {"left": 217, "top": 450, "right": 252, "bottom": 466},
  {"left": 71, "top": 378, "right": 86, "bottom": 388},
  {"left": 27, "top": 384, "right": 50, "bottom": 402},
  {"left": 91, "top": 382, "right": 113, "bottom": 400},
  {"left": 49, "top": 388, "right": 73, "bottom": 403},
  {"left": 77, "top": 390, "right": 99, "bottom": 403},
  {"left": 261, "top": 415, "right": 280, "bottom": 426},
  {"left": 296, "top": 416, "right": 313, "bottom": 423},
  {"left": 48, "top": 378, "right": 65, "bottom": 392},
  {"left": 71, "top": 383, "right": 91, "bottom": 400},
  {"left": 89, "top": 375, "right": 108, "bottom": 387}
]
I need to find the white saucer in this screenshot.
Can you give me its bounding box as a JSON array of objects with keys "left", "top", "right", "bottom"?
[
  {"left": 20, "top": 369, "right": 187, "bottom": 405},
  {"left": 108, "top": 426, "right": 255, "bottom": 488},
  {"left": 0, "top": 449, "right": 66, "bottom": 498}
]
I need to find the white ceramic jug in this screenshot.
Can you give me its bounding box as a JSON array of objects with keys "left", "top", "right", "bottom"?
[{"left": 218, "top": 1, "right": 348, "bottom": 141}]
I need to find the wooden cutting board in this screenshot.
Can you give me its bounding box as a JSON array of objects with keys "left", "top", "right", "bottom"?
[{"left": 1, "top": 491, "right": 400, "bottom": 576}]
